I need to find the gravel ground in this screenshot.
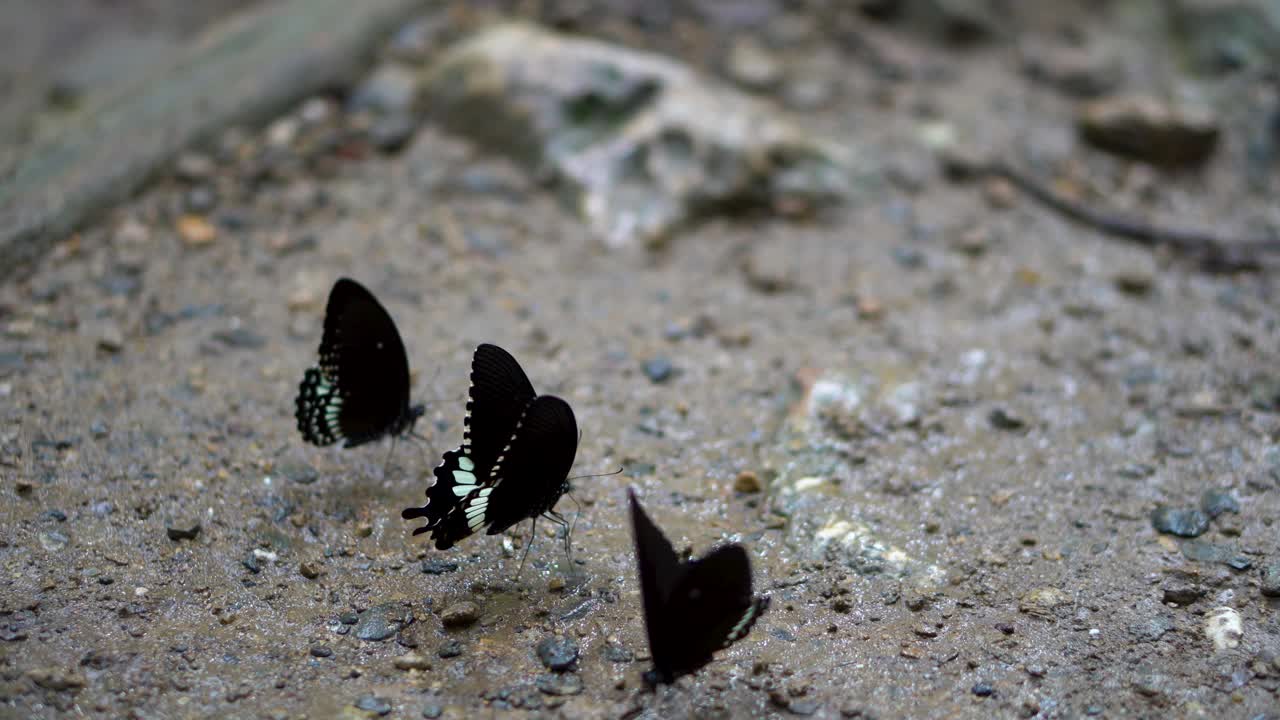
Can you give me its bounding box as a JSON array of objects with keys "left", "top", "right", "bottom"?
[{"left": 2, "top": 2, "right": 1280, "bottom": 719}]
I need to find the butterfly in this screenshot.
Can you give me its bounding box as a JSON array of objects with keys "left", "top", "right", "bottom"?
[
  {"left": 628, "top": 488, "right": 769, "bottom": 685},
  {"left": 401, "top": 343, "right": 579, "bottom": 554},
  {"left": 295, "top": 278, "right": 424, "bottom": 448}
]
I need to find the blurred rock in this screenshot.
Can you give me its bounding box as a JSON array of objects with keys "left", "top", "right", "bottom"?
[
  {"left": 350, "top": 62, "right": 417, "bottom": 114},
  {"left": 1078, "top": 94, "right": 1220, "bottom": 168},
  {"left": 1021, "top": 40, "right": 1121, "bottom": 98},
  {"left": 1171, "top": 0, "right": 1280, "bottom": 74},
  {"left": 418, "top": 23, "right": 851, "bottom": 248},
  {"left": 725, "top": 36, "right": 784, "bottom": 92}
]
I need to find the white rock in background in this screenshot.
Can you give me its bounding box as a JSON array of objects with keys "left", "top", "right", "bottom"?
[{"left": 1204, "top": 607, "right": 1242, "bottom": 651}]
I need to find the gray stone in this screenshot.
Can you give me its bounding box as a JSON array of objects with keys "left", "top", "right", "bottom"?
[
  {"left": 354, "top": 695, "right": 392, "bottom": 716},
  {"left": 277, "top": 460, "right": 318, "bottom": 485},
  {"left": 355, "top": 603, "right": 405, "bottom": 641},
  {"left": 536, "top": 636, "right": 579, "bottom": 671},
  {"left": 641, "top": 357, "right": 675, "bottom": 384},
  {"left": 535, "top": 672, "right": 584, "bottom": 696},
  {"left": 350, "top": 62, "right": 417, "bottom": 114},
  {"left": 0, "top": 0, "right": 426, "bottom": 282},
  {"left": 418, "top": 23, "right": 852, "bottom": 249},
  {"left": 1151, "top": 506, "right": 1209, "bottom": 538},
  {"left": 1200, "top": 489, "right": 1240, "bottom": 518},
  {"left": 1262, "top": 563, "right": 1280, "bottom": 598}
]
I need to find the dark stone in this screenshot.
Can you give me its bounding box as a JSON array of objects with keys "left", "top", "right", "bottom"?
[
  {"left": 309, "top": 645, "right": 332, "bottom": 658},
  {"left": 421, "top": 559, "right": 459, "bottom": 575},
  {"left": 536, "top": 636, "right": 579, "bottom": 672},
  {"left": 1200, "top": 489, "right": 1240, "bottom": 518},
  {"left": 354, "top": 695, "right": 392, "bottom": 716},
  {"left": 988, "top": 407, "right": 1026, "bottom": 431},
  {"left": 971, "top": 682, "right": 995, "bottom": 697},
  {"left": 535, "top": 673, "right": 583, "bottom": 696},
  {"left": 339, "top": 611, "right": 359, "bottom": 625},
  {"left": 1151, "top": 506, "right": 1209, "bottom": 538},
  {"left": 421, "top": 703, "right": 443, "bottom": 719},
  {"left": 44, "top": 509, "right": 67, "bottom": 522},
  {"left": 241, "top": 552, "right": 262, "bottom": 574},
  {"left": 437, "top": 641, "right": 463, "bottom": 658},
  {"left": 642, "top": 356, "right": 675, "bottom": 384},
  {"left": 1162, "top": 581, "right": 1204, "bottom": 605},
  {"left": 165, "top": 521, "right": 201, "bottom": 541}
]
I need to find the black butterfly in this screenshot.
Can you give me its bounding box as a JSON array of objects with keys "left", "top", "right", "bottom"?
[
  {"left": 401, "top": 343, "right": 579, "bottom": 552},
  {"left": 629, "top": 488, "right": 769, "bottom": 685},
  {"left": 295, "top": 278, "right": 424, "bottom": 448}
]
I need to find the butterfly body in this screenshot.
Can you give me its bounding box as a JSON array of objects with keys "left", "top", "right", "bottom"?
[
  {"left": 295, "top": 278, "right": 422, "bottom": 448},
  {"left": 402, "top": 344, "right": 578, "bottom": 551},
  {"left": 629, "top": 488, "right": 769, "bottom": 685}
]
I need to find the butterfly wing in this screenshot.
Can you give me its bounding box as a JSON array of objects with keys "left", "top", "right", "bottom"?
[
  {"left": 650, "top": 542, "right": 768, "bottom": 683},
  {"left": 628, "top": 490, "right": 687, "bottom": 680},
  {"left": 477, "top": 395, "right": 579, "bottom": 536},
  {"left": 463, "top": 344, "right": 537, "bottom": 470},
  {"left": 295, "top": 278, "right": 412, "bottom": 448},
  {"left": 401, "top": 344, "right": 539, "bottom": 547}
]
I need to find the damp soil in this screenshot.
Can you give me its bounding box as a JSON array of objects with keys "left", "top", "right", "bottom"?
[{"left": 2, "top": 3, "right": 1280, "bottom": 719}]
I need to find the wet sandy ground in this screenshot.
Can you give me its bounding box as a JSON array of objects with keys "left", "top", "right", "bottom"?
[{"left": 3, "top": 5, "right": 1280, "bottom": 720}]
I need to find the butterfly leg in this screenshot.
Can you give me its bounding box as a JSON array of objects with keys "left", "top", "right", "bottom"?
[
  {"left": 545, "top": 510, "right": 572, "bottom": 567},
  {"left": 381, "top": 435, "right": 398, "bottom": 478},
  {"left": 515, "top": 517, "right": 538, "bottom": 579}
]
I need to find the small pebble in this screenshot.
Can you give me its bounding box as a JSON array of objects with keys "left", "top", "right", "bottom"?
[
  {"left": 176, "top": 215, "right": 217, "bottom": 247},
  {"left": 277, "top": 460, "right": 318, "bottom": 485},
  {"left": 39, "top": 530, "right": 69, "bottom": 551},
  {"left": 440, "top": 601, "right": 480, "bottom": 628},
  {"left": 44, "top": 509, "right": 67, "bottom": 522},
  {"left": 1199, "top": 489, "right": 1239, "bottom": 519},
  {"left": 393, "top": 653, "right": 432, "bottom": 671},
  {"left": 437, "top": 641, "right": 463, "bottom": 658},
  {"left": 536, "top": 636, "right": 579, "bottom": 672},
  {"left": 535, "top": 673, "right": 584, "bottom": 696},
  {"left": 1261, "top": 564, "right": 1280, "bottom": 598},
  {"left": 988, "top": 407, "right": 1026, "bottom": 431},
  {"left": 309, "top": 645, "right": 332, "bottom": 658},
  {"left": 421, "top": 703, "right": 443, "bottom": 719},
  {"left": 421, "top": 559, "right": 459, "bottom": 575},
  {"left": 734, "top": 470, "right": 763, "bottom": 494},
  {"left": 299, "top": 562, "right": 322, "bottom": 580},
  {"left": 971, "top": 682, "right": 995, "bottom": 697},
  {"left": 355, "top": 604, "right": 403, "bottom": 641},
  {"left": 1151, "top": 506, "right": 1209, "bottom": 538},
  {"left": 1162, "top": 581, "right": 1204, "bottom": 605},
  {"left": 354, "top": 695, "right": 392, "bottom": 716},
  {"left": 165, "top": 521, "right": 201, "bottom": 541},
  {"left": 641, "top": 357, "right": 675, "bottom": 384}
]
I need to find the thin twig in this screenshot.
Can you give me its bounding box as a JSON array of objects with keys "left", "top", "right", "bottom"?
[{"left": 975, "top": 160, "right": 1280, "bottom": 273}]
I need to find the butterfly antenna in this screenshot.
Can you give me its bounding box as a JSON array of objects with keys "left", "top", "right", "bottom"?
[
  {"left": 515, "top": 517, "right": 538, "bottom": 579},
  {"left": 566, "top": 466, "right": 624, "bottom": 482},
  {"left": 564, "top": 495, "right": 582, "bottom": 563}
]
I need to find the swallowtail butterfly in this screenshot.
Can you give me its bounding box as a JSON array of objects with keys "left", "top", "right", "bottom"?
[
  {"left": 295, "top": 278, "right": 424, "bottom": 448},
  {"left": 401, "top": 343, "right": 579, "bottom": 551},
  {"left": 629, "top": 488, "right": 769, "bottom": 685}
]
